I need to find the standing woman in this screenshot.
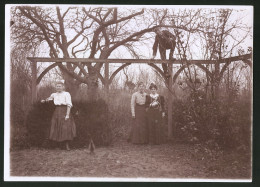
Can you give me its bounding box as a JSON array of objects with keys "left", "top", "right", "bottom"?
[
  {"left": 41, "top": 81, "right": 76, "bottom": 150},
  {"left": 129, "top": 82, "right": 148, "bottom": 144},
  {"left": 145, "top": 83, "right": 165, "bottom": 144}
]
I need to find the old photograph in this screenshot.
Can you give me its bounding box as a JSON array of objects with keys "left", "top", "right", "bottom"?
[{"left": 4, "top": 4, "right": 253, "bottom": 182}]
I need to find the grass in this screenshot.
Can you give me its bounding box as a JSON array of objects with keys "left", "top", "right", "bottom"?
[{"left": 10, "top": 140, "right": 251, "bottom": 179}]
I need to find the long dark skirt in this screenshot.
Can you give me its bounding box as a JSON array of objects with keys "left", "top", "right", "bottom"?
[
  {"left": 49, "top": 105, "right": 76, "bottom": 142},
  {"left": 130, "top": 105, "right": 148, "bottom": 144},
  {"left": 147, "top": 108, "right": 163, "bottom": 144}
]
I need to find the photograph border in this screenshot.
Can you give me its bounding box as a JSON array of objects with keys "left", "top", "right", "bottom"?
[{"left": 2, "top": 0, "right": 258, "bottom": 185}]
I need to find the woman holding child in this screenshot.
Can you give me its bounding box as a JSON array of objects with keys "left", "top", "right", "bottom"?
[{"left": 145, "top": 83, "right": 165, "bottom": 145}]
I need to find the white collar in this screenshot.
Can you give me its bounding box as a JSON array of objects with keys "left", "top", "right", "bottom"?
[
  {"left": 150, "top": 93, "right": 159, "bottom": 98},
  {"left": 56, "top": 91, "right": 65, "bottom": 94}
]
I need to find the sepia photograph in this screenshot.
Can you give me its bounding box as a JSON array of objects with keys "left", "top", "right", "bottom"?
[{"left": 4, "top": 4, "right": 253, "bottom": 182}]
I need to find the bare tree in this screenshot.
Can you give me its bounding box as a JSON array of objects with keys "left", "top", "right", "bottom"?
[
  {"left": 162, "top": 8, "right": 252, "bottom": 100},
  {"left": 11, "top": 6, "right": 251, "bottom": 101},
  {"left": 12, "top": 6, "right": 154, "bottom": 99},
  {"left": 122, "top": 66, "right": 135, "bottom": 92},
  {"left": 194, "top": 8, "right": 252, "bottom": 100}
]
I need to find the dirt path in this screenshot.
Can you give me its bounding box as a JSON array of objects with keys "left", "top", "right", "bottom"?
[{"left": 10, "top": 140, "right": 251, "bottom": 179}]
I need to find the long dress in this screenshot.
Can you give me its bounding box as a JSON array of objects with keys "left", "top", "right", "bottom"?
[
  {"left": 145, "top": 94, "right": 165, "bottom": 144},
  {"left": 129, "top": 91, "right": 148, "bottom": 144},
  {"left": 48, "top": 91, "right": 76, "bottom": 142}
]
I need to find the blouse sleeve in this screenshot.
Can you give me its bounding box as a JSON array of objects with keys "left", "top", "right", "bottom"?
[
  {"left": 48, "top": 93, "right": 55, "bottom": 100},
  {"left": 65, "top": 92, "right": 73, "bottom": 107},
  {"left": 131, "top": 93, "right": 136, "bottom": 117}
]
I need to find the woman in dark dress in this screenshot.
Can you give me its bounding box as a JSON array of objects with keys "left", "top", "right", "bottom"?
[
  {"left": 129, "top": 82, "right": 148, "bottom": 144},
  {"left": 41, "top": 81, "right": 76, "bottom": 150},
  {"left": 145, "top": 83, "right": 165, "bottom": 144}
]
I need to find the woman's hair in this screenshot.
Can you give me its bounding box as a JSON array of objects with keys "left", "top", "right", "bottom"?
[
  {"left": 149, "top": 83, "right": 158, "bottom": 90},
  {"left": 55, "top": 80, "right": 65, "bottom": 86},
  {"left": 137, "top": 81, "right": 144, "bottom": 87}
]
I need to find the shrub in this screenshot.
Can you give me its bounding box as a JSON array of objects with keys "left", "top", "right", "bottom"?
[
  {"left": 72, "top": 99, "right": 112, "bottom": 147},
  {"left": 107, "top": 90, "right": 132, "bottom": 139},
  {"left": 10, "top": 80, "right": 31, "bottom": 150},
  {"left": 25, "top": 99, "right": 112, "bottom": 148},
  {"left": 26, "top": 101, "right": 55, "bottom": 147},
  {"left": 173, "top": 89, "right": 251, "bottom": 150}
]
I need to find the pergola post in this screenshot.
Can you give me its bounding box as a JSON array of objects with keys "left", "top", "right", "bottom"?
[
  {"left": 104, "top": 60, "right": 109, "bottom": 98},
  {"left": 31, "top": 60, "right": 37, "bottom": 103},
  {"left": 167, "top": 62, "right": 173, "bottom": 140}
]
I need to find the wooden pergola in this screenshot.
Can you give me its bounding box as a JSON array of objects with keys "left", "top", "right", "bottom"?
[{"left": 27, "top": 53, "right": 252, "bottom": 139}]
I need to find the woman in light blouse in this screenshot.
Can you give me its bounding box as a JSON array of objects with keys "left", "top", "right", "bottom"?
[
  {"left": 129, "top": 82, "right": 148, "bottom": 144},
  {"left": 41, "top": 81, "right": 76, "bottom": 150}
]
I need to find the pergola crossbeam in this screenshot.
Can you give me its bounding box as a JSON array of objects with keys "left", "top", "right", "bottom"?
[{"left": 27, "top": 53, "right": 252, "bottom": 65}]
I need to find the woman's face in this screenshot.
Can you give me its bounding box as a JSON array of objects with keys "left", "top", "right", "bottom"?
[
  {"left": 55, "top": 84, "right": 64, "bottom": 92},
  {"left": 138, "top": 84, "right": 145, "bottom": 92},
  {"left": 150, "top": 87, "right": 157, "bottom": 94}
]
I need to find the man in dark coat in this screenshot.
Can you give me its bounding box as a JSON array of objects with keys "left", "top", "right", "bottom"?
[{"left": 152, "top": 28, "right": 176, "bottom": 77}]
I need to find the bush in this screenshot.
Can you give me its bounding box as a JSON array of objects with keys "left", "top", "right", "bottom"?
[
  {"left": 26, "top": 101, "right": 55, "bottom": 147},
  {"left": 26, "top": 99, "right": 112, "bottom": 148},
  {"left": 173, "top": 89, "right": 251, "bottom": 150},
  {"left": 10, "top": 80, "right": 31, "bottom": 150},
  {"left": 107, "top": 91, "right": 132, "bottom": 139},
  {"left": 72, "top": 99, "right": 112, "bottom": 147}
]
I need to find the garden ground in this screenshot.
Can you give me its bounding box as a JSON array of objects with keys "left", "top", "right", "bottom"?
[{"left": 10, "top": 139, "right": 251, "bottom": 180}]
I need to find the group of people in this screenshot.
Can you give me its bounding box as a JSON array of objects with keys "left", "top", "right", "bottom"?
[
  {"left": 39, "top": 28, "right": 174, "bottom": 150},
  {"left": 129, "top": 82, "right": 165, "bottom": 145},
  {"left": 41, "top": 81, "right": 165, "bottom": 150}
]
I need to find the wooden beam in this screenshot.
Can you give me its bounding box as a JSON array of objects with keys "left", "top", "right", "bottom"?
[
  {"left": 36, "top": 63, "right": 58, "bottom": 84},
  {"left": 27, "top": 54, "right": 252, "bottom": 64},
  {"left": 167, "top": 63, "right": 173, "bottom": 140},
  {"left": 148, "top": 64, "right": 167, "bottom": 82},
  {"left": 25, "top": 57, "right": 182, "bottom": 64},
  {"left": 104, "top": 60, "right": 109, "bottom": 96},
  {"left": 31, "top": 60, "right": 37, "bottom": 103},
  {"left": 109, "top": 63, "right": 131, "bottom": 84}
]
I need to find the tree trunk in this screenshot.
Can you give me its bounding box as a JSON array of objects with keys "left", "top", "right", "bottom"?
[
  {"left": 87, "top": 69, "right": 99, "bottom": 101},
  {"left": 61, "top": 70, "right": 80, "bottom": 100},
  {"left": 214, "top": 80, "right": 220, "bottom": 101}
]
